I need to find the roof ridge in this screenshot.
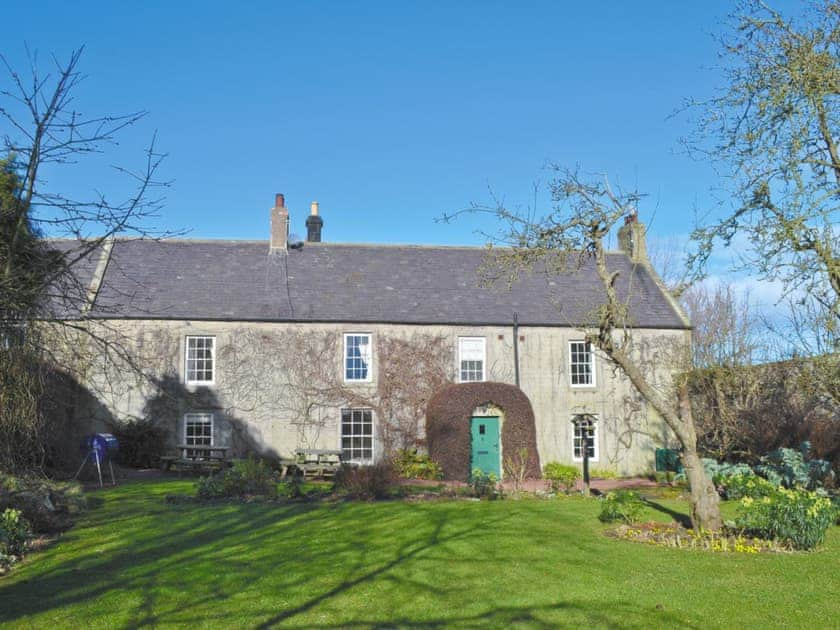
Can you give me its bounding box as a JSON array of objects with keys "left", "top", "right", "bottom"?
[{"left": 83, "top": 238, "right": 637, "bottom": 257}]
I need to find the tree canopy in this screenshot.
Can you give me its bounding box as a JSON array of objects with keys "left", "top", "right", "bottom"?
[{"left": 686, "top": 0, "right": 840, "bottom": 346}]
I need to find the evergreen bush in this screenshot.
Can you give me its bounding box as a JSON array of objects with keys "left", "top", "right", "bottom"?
[
  {"left": 0, "top": 508, "right": 30, "bottom": 558},
  {"left": 543, "top": 462, "right": 580, "bottom": 494},
  {"left": 393, "top": 449, "right": 444, "bottom": 480},
  {"left": 112, "top": 418, "right": 168, "bottom": 468},
  {"left": 599, "top": 490, "right": 644, "bottom": 524},
  {"left": 755, "top": 445, "right": 835, "bottom": 491}
]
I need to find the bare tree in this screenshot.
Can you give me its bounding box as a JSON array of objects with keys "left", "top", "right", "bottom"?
[
  {"left": 684, "top": 0, "right": 840, "bottom": 341},
  {"left": 446, "top": 167, "right": 722, "bottom": 530},
  {"left": 0, "top": 47, "right": 174, "bottom": 472},
  {"left": 681, "top": 281, "right": 765, "bottom": 368},
  {"left": 646, "top": 233, "right": 691, "bottom": 296}
]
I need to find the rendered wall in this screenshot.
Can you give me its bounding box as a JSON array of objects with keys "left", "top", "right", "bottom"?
[{"left": 77, "top": 319, "right": 689, "bottom": 476}]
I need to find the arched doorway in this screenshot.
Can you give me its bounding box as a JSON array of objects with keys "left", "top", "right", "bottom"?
[{"left": 426, "top": 382, "right": 540, "bottom": 481}]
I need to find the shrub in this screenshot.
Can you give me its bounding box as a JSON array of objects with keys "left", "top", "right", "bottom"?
[
  {"left": 503, "top": 448, "right": 531, "bottom": 493},
  {"left": 543, "top": 462, "right": 580, "bottom": 494},
  {"left": 0, "top": 508, "right": 30, "bottom": 557},
  {"left": 233, "top": 456, "right": 277, "bottom": 496},
  {"left": 755, "top": 445, "right": 835, "bottom": 491},
  {"left": 112, "top": 418, "right": 168, "bottom": 468},
  {"left": 735, "top": 487, "right": 837, "bottom": 550},
  {"left": 334, "top": 462, "right": 398, "bottom": 500},
  {"left": 599, "top": 490, "right": 645, "bottom": 524},
  {"left": 701, "top": 458, "right": 754, "bottom": 482},
  {"left": 195, "top": 456, "right": 277, "bottom": 500},
  {"left": 469, "top": 468, "right": 500, "bottom": 499},
  {"left": 717, "top": 473, "right": 775, "bottom": 500},
  {"left": 0, "top": 474, "right": 85, "bottom": 533},
  {"left": 393, "top": 449, "right": 444, "bottom": 480},
  {"left": 278, "top": 474, "right": 304, "bottom": 500}
]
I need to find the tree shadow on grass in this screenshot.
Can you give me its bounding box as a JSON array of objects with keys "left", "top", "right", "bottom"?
[
  {"left": 0, "top": 486, "right": 696, "bottom": 628},
  {"left": 274, "top": 600, "right": 699, "bottom": 629},
  {"left": 642, "top": 498, "right": 692, "bottom": 528}
]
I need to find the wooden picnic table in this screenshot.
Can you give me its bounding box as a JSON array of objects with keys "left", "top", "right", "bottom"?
[
  {"left": 279, "top": 448, "right": 344, "bottom": 480},
  {"left": 160, "top": 444, "right": 232, "bottom": 475},
  {"left": 176, "top": 444, "right": 230, "bottom": 459}
]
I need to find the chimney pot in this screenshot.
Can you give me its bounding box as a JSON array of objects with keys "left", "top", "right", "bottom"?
[{"left": 306, "top": 202, "right": 324, "bottom": 243}]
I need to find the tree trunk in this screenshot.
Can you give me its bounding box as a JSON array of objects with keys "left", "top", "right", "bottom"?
[
  {"left": 681, "top": 448, "right": 722, "bottom": 532},
  {"left": 605, "top": 344, "right": 723, "bottom": 531},
  {"left": 677, "top": 382, "right": 721, "bottom": 531}
]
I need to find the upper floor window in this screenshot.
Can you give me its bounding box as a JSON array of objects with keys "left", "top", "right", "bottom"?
[
  {"left": 569, "top": 341, "right": 594, "bottom": 387},
  {"left": 344, "top": 333, "right": 372, "bottom": 382},
  {"left": 186, "top": 336, "right": 215, "bottom": 385},
  {"left": 458, "top": 336, "right": 486, "bottom": 382}
]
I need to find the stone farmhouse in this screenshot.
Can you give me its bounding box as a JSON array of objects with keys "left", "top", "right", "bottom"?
[{"left": 66, "top": 194, "right": 690, "bottom": 477}]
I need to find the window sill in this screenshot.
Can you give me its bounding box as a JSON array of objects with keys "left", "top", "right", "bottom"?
[{"left": 185, "top": 381, "right": 216, "bottom": 389}]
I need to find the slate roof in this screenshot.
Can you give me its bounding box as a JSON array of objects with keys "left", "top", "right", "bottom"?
[
  {"left": 41, "top": 240, "right": 107, "bottom": 319},
  {"left": 73, "top": 239, "right": 688, "bottom": 329}
]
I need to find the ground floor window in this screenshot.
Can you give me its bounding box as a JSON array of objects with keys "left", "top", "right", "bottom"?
[
  {"left": 572, "top": 414, "right": 598, "bottom": 461},
  {"left": 184, "top": 413, "right": 213, "bottom": 446},
  {"left": 341, "top": 408, "right": 373, "bottom": 462}
]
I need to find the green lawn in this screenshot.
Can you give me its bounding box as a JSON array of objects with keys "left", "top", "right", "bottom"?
[{"left": 0, "top": 480, "right": 838, "bottom": 628}]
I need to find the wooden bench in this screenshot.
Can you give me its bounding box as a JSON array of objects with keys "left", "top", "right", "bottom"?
[{"left": 281, "top": 449, "right": 343, "bottom": 480}]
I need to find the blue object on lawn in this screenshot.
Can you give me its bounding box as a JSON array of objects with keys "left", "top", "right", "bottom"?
[
  {"left": 81, "top": 433, "right": 119, "bottom": 460},
  {"left": 75, "top": 433, "right": 119, "bottom": 487}
]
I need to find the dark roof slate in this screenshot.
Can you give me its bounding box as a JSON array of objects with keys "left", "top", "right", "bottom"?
[
  {"left": 85, "top": 239, "right": 688, "bottom": 329},
  {"left": 42, "top": 240, "right": 106, "bottom": 319}
]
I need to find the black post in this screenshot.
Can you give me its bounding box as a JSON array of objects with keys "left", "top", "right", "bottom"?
[
  {"left": 513, "top": 312, "right": 520, "bottom": 388},
  {"left": 581, "top": 430, "right": 590, "bottom": 496}
]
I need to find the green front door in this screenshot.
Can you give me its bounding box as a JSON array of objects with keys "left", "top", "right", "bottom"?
[{"left": 470, "top": 416, "right": 500, "bottom": 478}]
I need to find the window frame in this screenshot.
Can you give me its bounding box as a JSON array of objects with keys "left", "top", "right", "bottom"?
[
  {"left": 457, "top": 336, "right": 486, "bottom": 383},
  {"left": 184, "top": 412, "right": 214, "bottom": 447},
  {"left": 340, "top": 408, "right": 374, "bottom": 464},
  {"left": 572, "top": 415, "right": 598, "bottom": 462},
  {"left": 568, "top": 340, "right": 596, "bottom": 388},
  {"left": 185, "top": 335, "right": 216, "bottom": 386},
  {"left": 343, "top": 333, "right": 373, "bottom": 383}
]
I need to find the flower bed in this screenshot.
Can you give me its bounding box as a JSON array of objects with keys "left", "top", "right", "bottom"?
[{"left": 607, "top": 522, "right": 787, "bottom": 553}]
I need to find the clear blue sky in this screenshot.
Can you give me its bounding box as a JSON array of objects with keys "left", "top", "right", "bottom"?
[{"left": 4, "top": 1, "right": 782, "bottom": 249}]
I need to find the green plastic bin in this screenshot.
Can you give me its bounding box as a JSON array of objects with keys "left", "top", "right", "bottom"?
[{"left": 655, "top": 448, "right": 684, "bottom": 473}]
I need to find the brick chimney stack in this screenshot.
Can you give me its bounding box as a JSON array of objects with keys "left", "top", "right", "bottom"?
[
  {"left": 270, "top": 193, "right": 289, "bottom": 251},
  {"left": 306, "top": 201, "right": 323, "bottom": 243},
  {"left": 617, "top": 211, "right": 648, "bottom": 264}
]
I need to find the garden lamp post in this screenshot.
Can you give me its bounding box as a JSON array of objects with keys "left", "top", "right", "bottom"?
[{"left": 572, "top": 414, "right": 597, "bottom": 497}]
